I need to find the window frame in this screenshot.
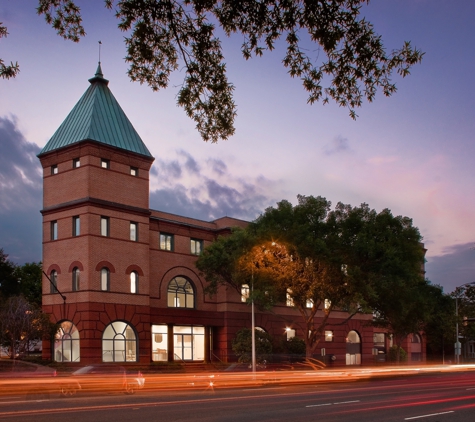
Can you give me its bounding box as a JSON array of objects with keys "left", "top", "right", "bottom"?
[
  {"left": 101, "top": 216, "right": 110, "bottom": 237},
  {"left": 72, "top": 216, "right": 80, "bottom": 237},
  {"left": 190, "top": 238, "right": 203, "bottom": 255},
  {"left": 50, "top": 270, "right": 58, "bottom": 294},
  {"left": 72, "top": 267, "right": 80, "bottom": 291},
  {"left": 51, "top": 220, "right": 58, "bottom": 241},
  {"left": 51, "top": 165, "right": 58, "bottom": 175},
  {"left": 160, "top": 233, "right": 174, "bottom": 251},
  {"left": 324, "top": 330, "right": 334, "bottom": 342},
  {"left": 101, "top": 159, "right": 110, "bottom": 169},
  {"left": 73, "top": 158, "right": 80, "bottom": 168},
  {"left": 167, "top": 277, "right": 195, "bottom": 309},
  {"left": 130, "top": 167, "right": 138, "bottom": 176},
  {"left": 130, "top": 271, "right": 138, "bottom": 294},
  {"left": 130, "top": 222, "right": 138, "bottom": 242},
  {"left": 101, "top": 267, "right": 110, "bottom": 291}
]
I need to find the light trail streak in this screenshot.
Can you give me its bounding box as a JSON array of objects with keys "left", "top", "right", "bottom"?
[{"left": 404, "top": 411, "right": 454, "bottom": 420}]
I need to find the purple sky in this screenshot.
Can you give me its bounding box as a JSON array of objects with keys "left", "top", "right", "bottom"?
[{"left": 1, "top": 1, "right": 474, "bottom": 293}]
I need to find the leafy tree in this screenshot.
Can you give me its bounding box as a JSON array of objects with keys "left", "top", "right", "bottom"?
[
  {"left": 0, "top": 249, "right": 20, "bottom": 300},
  {"left": 0, "top": 296, "right": 55, "bottom": 359},
  {"left": 15, "top": 262, "right": 43, "bottom": 308},
  {"left": 3, "top": 1, "right": 423, "bottom": 141},
  {"left": 231, "top": 328, "right": 273, "bottom": 364},
  {"left": 0, "top": 23, "right": 19, "bottom": 79},
  {"left": 198, "top": 195, "right": 427, "bottom": 359}
]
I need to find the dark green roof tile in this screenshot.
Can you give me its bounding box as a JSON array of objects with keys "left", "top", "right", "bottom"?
[{"left": 39, "top": 64, "right": 152, "bottom": 158}]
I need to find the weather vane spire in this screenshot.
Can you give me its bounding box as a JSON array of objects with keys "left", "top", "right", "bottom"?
[{"left": 98, "top": 40, "right": 102, "bottom": 63}]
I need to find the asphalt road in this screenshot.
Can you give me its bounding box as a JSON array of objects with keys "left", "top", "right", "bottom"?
[{"left": 0, "top": 369, "right": 475, "bottom": 421}]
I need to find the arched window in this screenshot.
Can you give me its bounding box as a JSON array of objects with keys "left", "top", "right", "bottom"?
[
  {"left": 72, "top": 267, "right": 80, "bottom": 291},
  {"left": 130, "top": 271, "right": 138, "bottom": 294},
  {"left": 168, "top": 277, "right": 195, "bottom": 308},
  {"left": 346, "top": 330, "right": 361, "bottom": 365},
  {"left": 54, "top": 321, "right": 80, "bottom": 362},
  {"left": 101, "top": 267, "right": 110, "bottom": 291},
  {"left": 102, "top": 321, "right": 137, "bottom": 362},
  {"left": 50, "top": 270, "right": 58, "bottom": 294},
  {"left": 411, "top": 333, "right": 421, "bottom": 343}
]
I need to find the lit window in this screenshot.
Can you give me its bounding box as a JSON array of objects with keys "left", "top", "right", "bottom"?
[
  {"left": 72, "top": 267, "right": 80, "bottom": 291},
  {"left": 130, "top": 271, "right": 138, "bottom": 294},
  {"left": 73, "top": 158, "right": 80, "bottom": 168},
  {"left": 101, "top": 267, "right": 110, "bottom": 291},
  {"left": 51, "top": 221, "right": 58, "bottom": 240},
  {"left": 190, "top": 238, "right": 203, "bottom": 255},
  {"left": 306, "top": 299, "right": 313, "bottom": 308},
  {"left": 167, "top": 277, "right": 194, "bottom": 308},
  {"left": 101, "top": 216, "right": 109, "bottom": 237},
  {"left": 101, "top": 159, "right": 109, "bottom": 169},
  {"left": 324, "top": 299, "right": 331, "bottom": 310},
  {"left": 130, "top": 222, "right": 138, "bottom": 241},
  {"left": 50, "top": 270, "right": 58, "bottom": 294},
  {"left": 51, "top": 165, "right": 58, "bottom": 175},
  {"left": 241, "top": 284, "right": 250, "bottom": 302},
  {"left": 286, "top": 328, "right": 295, "bottom": 340},
  {"left": 160, "top": 233, "right": 173, "bottom": 251},
  {"left": 325, "top": 331, "right": 333, "bottom": 342},
  {"left": 72, "top": 216, "right": 80, "bottom": 237},
  {"left": 151, "top": 325, "right": 168, "bottom": 362},
  {"left": 54, "top": 321, "right": 80, "bottom": 362},
  {"left": 102, "top": 321, "right": 137, "bottom": 362},
  {"left": 286, "top": 288, "right": 294, "bottom": 307},
  {"left": 130, "top": 167, "right": 138, "bottom": 176}
]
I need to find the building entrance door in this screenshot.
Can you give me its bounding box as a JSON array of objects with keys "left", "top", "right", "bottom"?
[{"left": 173, "top": 326, "right": 205, "bottom": 361}]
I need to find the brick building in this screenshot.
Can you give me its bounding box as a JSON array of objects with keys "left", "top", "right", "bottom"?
[{"left": 38, "top": 65, "right": 424, "bottom": 366}]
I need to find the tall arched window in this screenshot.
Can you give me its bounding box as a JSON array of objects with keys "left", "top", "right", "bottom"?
[
  {"left": 346, "top": 330, "right": 362, "bottom": 365},
  {"left": 101, "top": 267, "right": 110, "bottom": 291},
  {"left": 130, "top": 271, "right": 138, "bottom": 294},
  {"left": 54, "top": 321, "right": 80, "bottom": 362},
  {"left": 102, "top": 321, "right": 137, "bottom": 362},
  {"left": 50, "top": 270, "right": 58, "bottom": 294},
  {"left": 167, "top": 277, "right": 194, "bottom": 308},
  {"left": 72, "top": 267, "right": 80, "bottom": 291}
]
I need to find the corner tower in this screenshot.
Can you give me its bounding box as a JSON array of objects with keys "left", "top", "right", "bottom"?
[{"left": 38, "top": 64, "right": 154, "bottom": 363}]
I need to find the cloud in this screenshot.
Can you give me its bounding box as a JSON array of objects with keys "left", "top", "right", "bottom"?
[
  {"left": 0, "top": 115, "right": 42, "bottom": 264},
  {"left": 323, "top": 135, "right": 351, "bottom": 155},
  {"left": 425, "top": 242, "right": 475, "bottom": 293},
  {"left": 149, "top": 151, "right": 281, "bottom": 221}
]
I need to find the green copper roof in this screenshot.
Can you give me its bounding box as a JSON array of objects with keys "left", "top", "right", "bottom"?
[{"left": 39, "top": 63, "right": 152, "bottom": 158}]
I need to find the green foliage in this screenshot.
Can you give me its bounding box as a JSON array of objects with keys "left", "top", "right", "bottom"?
[
  {"left": 197, "top": 195, "right": 427, "bottom": 359},
  {"left": 0, "top": 23, "right": 19, "bottom": 79},
  {"left": 15, "top": 262, "right": 43, "bottom": 307},
  {"left": 5, "top": 1, "right": 423, "bottom": 141},
  {"left": 231, "top": 328, "right": 273, "bottom": 364},
  {"left": 284, "top": 336, "right": 306, "bottom": 356},
  {"left": 0, "top": 249, "right": 20, "bottom": 300},
  {"left": 388, "top": 345, "right": 407, "bottom": 363}
]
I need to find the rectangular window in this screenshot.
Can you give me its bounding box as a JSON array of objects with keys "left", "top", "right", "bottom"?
[
  {"left": 130, "top": 167, "right": 138, "bottom": 176},
  {"left": 190, "top": 239, "right": 203, "bottom": 255},
  {"left": 130, "top": 222, "right": 138, "bottom": 241},
  {"left": 72, "top": 216, "right": 80, "bottom": 237},
  {"left": 51, "top": 165, "right": 58, "bottom": 175},
  {"left": 101, "top": 159, "right": 109, "bottom": 169},
  {"left": 101, "top": 216, "right": 110, "bottom": 237},
  {"left": 241, "top": 284, "right": 250, "bottom": 303},
  {"left": 306, "top": 299, "right": 313, "bottom": 309},
  {"left": 160, "top": 233, "right": 173, "bottom": 251},
  {"left": 73, "top": 158, "right": 80, "bottom": 168},
  {"left": 286, "top": 288, "right": 294, "bottom": 307},
  {"left": 325, "top": 331, "right": 333, "bottom": 342},
  {"left": 51, "top": 221, "right": 58, "bottom": 240}
]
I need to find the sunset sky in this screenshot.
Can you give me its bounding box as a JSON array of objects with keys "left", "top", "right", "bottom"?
[{"left": 1, "top": 0, "right": 474, "bottom": 293}]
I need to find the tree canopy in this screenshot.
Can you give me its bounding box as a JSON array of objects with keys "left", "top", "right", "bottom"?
[
  {"left": 197, "top": 195, "right": 430, "bottom": 358},
  {"left": 3, "top": 1, "right": 423, "bottom": 142}
]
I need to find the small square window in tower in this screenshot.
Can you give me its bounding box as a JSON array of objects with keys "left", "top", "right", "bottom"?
[
  {"left": 51, "top": 165, "right": 58, "bottom": 175},
  {"left": 160, "top": 233, "right": 173, "bottom": 251},
  {"left": 101, "top": 159, "right": 109, "bottom": 169},
  {"left": 130, "top": 167, "right": 138, "bottom": 176},
  {"left": 73, "top": 158, "right": 80, "bottom": 168},
  {"left": 51, "top": 221, "right": 58, "bottom": 240}
]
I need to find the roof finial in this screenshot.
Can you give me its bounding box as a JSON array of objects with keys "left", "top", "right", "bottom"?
[{"left": 98, "top": 40, "right": 102, "bottom": 63}]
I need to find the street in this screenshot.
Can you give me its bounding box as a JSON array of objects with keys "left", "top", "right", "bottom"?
[{"left": 0, "top": 368, "right": 474, "bottom": 421}]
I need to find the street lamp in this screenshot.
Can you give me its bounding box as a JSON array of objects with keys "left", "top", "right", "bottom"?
[{"left": 455, "top": 281, "right": 475, "bottom": 364}]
